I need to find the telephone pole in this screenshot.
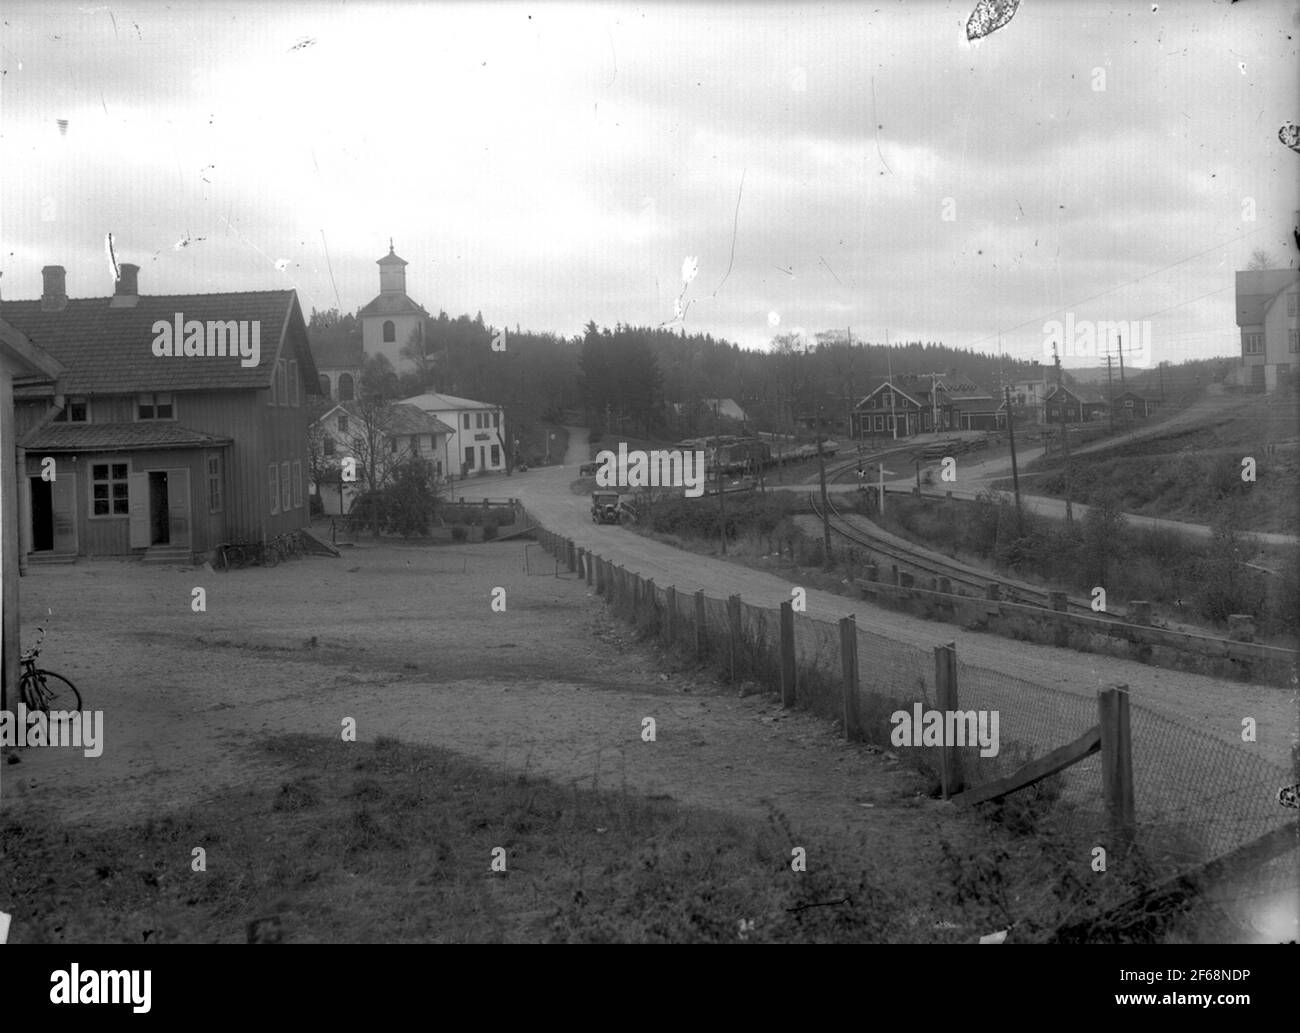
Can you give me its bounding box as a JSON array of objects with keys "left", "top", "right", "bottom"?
[
  {"left": 1054, "top": 347, "right": 1074, "bottom": 527},
  {"left": 1005, "top": 384, "right": 1024, "bottom": 535},
  {"left": 714, "top": 401, "right": 726, "bottom": 556},
  {"left": 1106, "top": 353, "right": 1115, "bottom": 434},
  {"left": 816, "top": 404, "right": 832, "bottom": 563},
  {"left": 1118, "top": 333, "right": 1126, "bottom": 387}
]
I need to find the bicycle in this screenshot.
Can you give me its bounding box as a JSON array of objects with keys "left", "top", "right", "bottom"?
[
  {"left": 215, "top": 538, "right": 249, "bottom": 571},
  {"left": 18, "top": 630, "right": 82, "bottom": 715}
]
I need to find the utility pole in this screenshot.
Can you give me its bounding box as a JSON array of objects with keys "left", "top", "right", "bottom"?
[
  {"left": 1118, "top": 333, "right": 1126, "bottom": 387},
  {"left": 715, "top": 401, "right": 726, "bottom": 555},
  {"left": 1106, "top": 352, "right": 1115, "bottom": 435},
  {"left": 1005, "top": 385, "right": 1024, "bottom": 535},
  {"left": 816, "top": 404, "right": 831, "bottom": 563},
  {"left": 1159, "top": 361, "right": 1165, "bottom": 403},
  {"left": 1053, "top": 346, "right": 1074, "bottom": 527},
  {"left": 886, "top": 331, "right": 897, "bottom": 440}
]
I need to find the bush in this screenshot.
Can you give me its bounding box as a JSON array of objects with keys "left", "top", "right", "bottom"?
[
  {"left": 483, "top": 522, "right": 498, "bottom": 541},
  {"left": 450, "top": 525, "right": 468, "bottom": 542}
]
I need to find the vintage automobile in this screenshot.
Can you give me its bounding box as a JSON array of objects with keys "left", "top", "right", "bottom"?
[{"left": 591, "top": 490, "right": 621, "bottom": 524}]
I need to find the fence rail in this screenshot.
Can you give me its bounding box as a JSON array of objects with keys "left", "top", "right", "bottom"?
[{"left": 524, "top": 509, "right": 1297, "bottom": 939}]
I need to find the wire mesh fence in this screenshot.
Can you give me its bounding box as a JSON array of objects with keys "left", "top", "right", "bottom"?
[{"left": 532, "top": 523, "right": 1298, "bottom": 913}]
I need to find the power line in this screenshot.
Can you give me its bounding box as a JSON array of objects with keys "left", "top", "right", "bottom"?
[{"left": 962, "top": 226, "right": 1271, "bottom": 352}]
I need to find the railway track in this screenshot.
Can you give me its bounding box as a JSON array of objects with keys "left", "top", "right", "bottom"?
[{"left": 808, "top": 490, "right": 1100, "bottom": 616}]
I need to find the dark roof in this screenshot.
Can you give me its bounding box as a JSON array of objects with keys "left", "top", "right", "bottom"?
[
  {"left": 377, "top": 248, "right": 408, "bottom": 266},
  {"left": 385, "top": 403, "right": 455, "bottom": 436},
  {"left": 357, "top": 293, "right": 427, "bottom": 318},
  {"left": 19, "top": 420, "right": 232, "bottom": 452},
  {"left": 308, "top": 325, "right": 364, "bottom": 368},
  {"left": 327, "top": 402, "right": 454, "bottom": 437},
  {"left": 0, "top": 290, "right": 319, "bottom": 395},
  {"left": 1235, "top": 270, "right": 1298, "bottom": 327},
  {"left": 949, "top": 396, "right": 999, "bottom": 412},
  {"left": 1047, "top": 383, "right": 1108, "bottom": 406}
]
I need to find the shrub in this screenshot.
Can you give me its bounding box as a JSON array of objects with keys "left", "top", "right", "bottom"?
[
  {"left": 483, "top": 522, "right": 498, "bottom": 541},
  {"left": 450, "top": 525, "right": 468, "bottom": 542}
]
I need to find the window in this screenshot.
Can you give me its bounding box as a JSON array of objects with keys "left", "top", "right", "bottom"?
[
  {"left": 475, "top": 412, "right": 484, "bottom": 429},
  {"left": 338, "top": 413, "right": 349, "bottom": 434},
  {"left": 411, "top": 435, "right": 421, "bottom": 455},
  {"left": 464, "top": 446, "right": 475, "bottom": 469},
  {"left": 207, "top": 454, "right": 222, "bottom": 512},
  {"left": 1243, "top": 333, "right": 1264, "bottom": 355},
  {"left": 1290, "top": 330, "right": 1299, "bottom": 353},
  {"left": 390, "top": 437, "right": 398, "bottom": 454},
  {"left": 491, "top": 444, "right": 500, "bottom": 466},
  {"left": 338, "top": 373, "right": 355, "bottom": 401},
  {"left": 281, "top": 461, "right": 292, "bottom": 512},
  {"left": 324, "top": 435, "right": 336, "bottom": 457},
  {"left": 318, "top": 374, "right": 331, "bottom": 398},
  {"left": 1288, "top": 293, "right": 1298, "bottom": 317},
  {"left": 289, "top": 360, "right": 299, "bottom": 406},
  {"left": 269, "top": 464, "right": 280, "bottom": 515},
  {"left": 382, "top": 320, "right": 396, "bottom": 343},
  {"left": 138, "top": 392, "right": 174, "bottom": 420},
  {"left": 493, "top": 412, "right": 500, "bottom": 429},
  {"left": 462, "top": 413, "right": 470, "bottom": 429},
  {"left": 91, "top": 462, "right": 129, "bottom": 516},
  {"left": 292, "top": 461, "right": 302, "bottom": 509},
  {"left": 275, "top": 361, "right": 287, "bottom": 405},
  {"left": 54, "top": 396, "right": 89, "bottom": 422}
]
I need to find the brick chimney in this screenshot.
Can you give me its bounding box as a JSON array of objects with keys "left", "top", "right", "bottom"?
[
  {"left": 41, "top": 265, "right": 67, "bottom": 311},
  {"left": 110, "top": 262, "right": 139, "bottom": 307}
]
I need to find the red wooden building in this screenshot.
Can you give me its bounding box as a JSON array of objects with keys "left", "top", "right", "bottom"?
[{"left": 2, "top": 263, "right": 321, "bottom": 564}]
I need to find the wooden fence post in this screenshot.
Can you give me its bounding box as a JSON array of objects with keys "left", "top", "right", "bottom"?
[
  {"left": 666, "top": 586, "right": 677, "bottom": 646},
  {"left": 780, "top": 600, "right": 796, "bottom": 708},
  {"left": 577, "top": 546, "right": 585, "bottom": 580},
  {"left": 586, "top": 550, "right": 593, "bottom": 587},
  {"left": 934, "top": 642, "right": 964, "bottom": 798},
  {"left": 727, "top": 594, "right": 742, "bottom": 683},
  {"left": 694, "top": 589, "right": 706, "bottom": 659},
  {"left": 645, "top": 578, "right": 656, "bottom": 629},
  {"left": 839, "top": 616, "right": 861, "bottom": 740},
  {"left": 1099, "top": 685, "right": 1135, "bottom": 848},
  {"left": 567, "top": 539, "right": 576, "bottom": 572}
]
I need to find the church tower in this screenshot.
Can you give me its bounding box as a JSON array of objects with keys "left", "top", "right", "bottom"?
[{"left": 359, "top": 240, "right": 428, "bottom": 369}]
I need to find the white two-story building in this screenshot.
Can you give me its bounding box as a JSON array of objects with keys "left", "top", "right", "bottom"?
[{"left": 401, "top": 392, "right": 506, "bottom": 478}]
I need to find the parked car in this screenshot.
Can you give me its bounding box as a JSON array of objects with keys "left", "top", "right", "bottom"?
[{"left": 591, "top": 491, "right": 621, "bottom": 524}]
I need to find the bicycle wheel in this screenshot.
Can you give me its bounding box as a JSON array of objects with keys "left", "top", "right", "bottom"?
[
  {"left": 231, "top": 544, "right": 248, "bottom": 569},
  {"left": 261, "top": 542, "right": 280, "bottom": 568},
  {"left": 21, "top": 669, "right": 82, "bottom": 712}
]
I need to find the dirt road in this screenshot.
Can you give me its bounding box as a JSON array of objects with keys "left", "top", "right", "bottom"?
[{"left": 498, "top": 428, "right": 1295, "bottom": 769}]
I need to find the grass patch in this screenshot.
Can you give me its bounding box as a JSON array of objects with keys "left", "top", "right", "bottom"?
[{"left": 2, "top": 733, "right": 987, "bottom": 944}]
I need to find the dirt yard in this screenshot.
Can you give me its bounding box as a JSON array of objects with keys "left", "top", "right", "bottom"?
[{"left": 3, "top": 541, "right": 979, "bottom": 870}]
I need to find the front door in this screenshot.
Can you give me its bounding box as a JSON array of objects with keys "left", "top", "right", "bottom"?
[
  {"left": 30, "top": 478, "right": 53, "bottom": 551},
  {"left": 149, "top": 472, "right": 170, "bottom": 545},
  {"left": 167, "top": 468, "right": 191, "bottom": 548}
]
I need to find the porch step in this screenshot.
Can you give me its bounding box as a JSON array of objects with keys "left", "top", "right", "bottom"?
[
  {"left": 26, "top": 552, "right": 77, "bottom": 566},
  {"left": 141, "top": 547, "right": 194, "bottom": 565}
]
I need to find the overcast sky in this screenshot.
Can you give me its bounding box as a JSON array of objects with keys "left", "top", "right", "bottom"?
[{"left": 2, "top": 0, "right": 1297, "bottom": 368}]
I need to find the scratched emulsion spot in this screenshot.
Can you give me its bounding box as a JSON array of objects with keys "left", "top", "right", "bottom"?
[
  {"left": 767, "top": 311, "right": 780, "bottom": 328},
  {"left": 1279, "top": 123, "right": 1300, "bottom": 155},
  {"left": 289, "top": 37, "right": 315, "bottom": 51},
  {"left": 56, "top": 118, "right": 68, "bottom": 136},
  {"left": 274, "top": 259, "right": 290, "bottom": 273},
  {"left": 104, "top": 232, "right": 119, "bottom": 282},
  {"left": 965, "top": 0, "right": 1020, "bottom": 42},
  {"left": 681, "top": 256, "right": 699, "bottom": 284}
]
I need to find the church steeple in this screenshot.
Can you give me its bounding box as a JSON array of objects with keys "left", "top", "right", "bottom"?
[{"left": 377, "top": 240, "right": 408, "bottom": 295}]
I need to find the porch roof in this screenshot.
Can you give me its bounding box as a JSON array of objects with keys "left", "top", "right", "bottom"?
[{"left": 19, "top": 421, "right": 232, "bottom": 452}]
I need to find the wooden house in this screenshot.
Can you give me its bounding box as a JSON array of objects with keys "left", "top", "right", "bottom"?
[{"left": 2, "top": 263, "right": 321, "bottom": 564}]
